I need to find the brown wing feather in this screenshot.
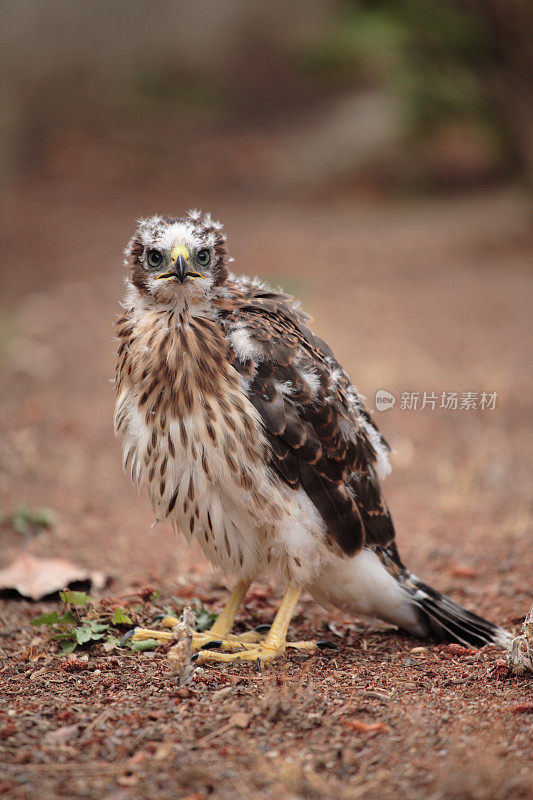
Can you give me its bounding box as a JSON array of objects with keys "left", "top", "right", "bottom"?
[{"left": 216, "top": 278, "right": 395, "bottom": 557}]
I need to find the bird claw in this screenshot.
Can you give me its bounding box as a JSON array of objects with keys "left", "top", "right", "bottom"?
[
  {"left": 120, "top": 629, "right": 136, "bottom": 646},
  {"left": 194, "top": 641, "right": 282, "bottom": 666},
  {"left": 199, "top": 640, "right": 224, "bottom": 650}
]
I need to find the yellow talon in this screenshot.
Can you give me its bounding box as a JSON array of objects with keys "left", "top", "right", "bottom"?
[
  {"left": 129, "top": 626, "right": 262, "bottom": 650},
  {"left": 131, "top": 627, "right": 173, "bottom": 642},
  {"left": 195, "top": 642, "right": 280, "bottom": 666},
  {"left": 133, "top": 582, "right": 312, "bottom": 669},
  {"left": 194, "top": 585, "right": 313, "bottom": 667},
  {"left": 160, "top": 615, "right": 180, "bottom": 628},
  {"left": 191, "top": 630, "right": 262, "bottom": 652}
]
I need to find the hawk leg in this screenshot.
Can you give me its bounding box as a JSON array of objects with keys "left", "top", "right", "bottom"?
[
  {"left": 130, "top": 580, "right": 263, "bottom": 651},
  {"left": 195, "top": 584, "right": 317, "bottom": 666}
]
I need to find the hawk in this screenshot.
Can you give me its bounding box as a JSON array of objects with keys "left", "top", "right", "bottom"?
[{"left": 114, "top": 210, "right": 510, "bottom": 666}]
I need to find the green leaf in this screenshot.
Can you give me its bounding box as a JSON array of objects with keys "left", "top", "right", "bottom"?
[
  {"left": 59, "top": 589, "right": 91, "bottom": 606},
  {"left": 74, "top": 627, "right": 93, "bottom": 645},
  {"left": 90, "top": 622, "right": 110, "bottom": 634},
  {"left": 128, "top": 638, "right": 159, "bottom": 652},
  {"left": 60, "top": 639, "right": 78, "bottom": 656},
  {"left": 166, "top": 596, "right": 218, "bottom": 632},
  {"left": 111, "top": 607, "right": 133, "bottom": 626},
  {"left": 32, "top": 611, "right": 59, "bottom": 627},
  {"left": 74, "top": 627, "right": 103, "bottom": 645},
  {"left": 193, "top": 607, "right": 218, "bottom": 632},
  {"left": 57, "top": 611, "right": 77, "bottom": 628},
  {"left": 103, "top": 634, "right": 122, "bottom": 652},
  {"left": 31, "top": 610, "right": 76, "bottom": 630},
  {"left": 8, "top": 506, "right": 57, "bottom": 535},
  {"left": 73, "top": 619, "right": 109, "bottom": 645}
]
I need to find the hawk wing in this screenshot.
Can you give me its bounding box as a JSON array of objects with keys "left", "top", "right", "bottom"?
[{"left": 216, "top": 279, "right": 395, "bottom": 558}]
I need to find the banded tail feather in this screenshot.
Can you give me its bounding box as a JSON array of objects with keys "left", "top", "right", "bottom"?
[
  {"left": 407, "top": 574, "right": 512, "bottom": 649},
  {"left": 309, "top": 550, "right": 511, "bottom": 651}
]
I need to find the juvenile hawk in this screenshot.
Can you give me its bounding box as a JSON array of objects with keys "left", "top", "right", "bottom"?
[{"left": 115, "top": 210, "right": 510, "bottom": 665}]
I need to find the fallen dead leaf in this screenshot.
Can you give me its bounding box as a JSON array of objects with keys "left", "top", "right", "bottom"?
[
  {"left": 345, "top": 720, "right": 388, "bottom": 734},
  {"left": 449, "top": 565, "right": 477, "bottom": 578},
  {"left": 0, "top": 552, "right": 106, "bottom": 600},
  {"left": 29, "top": 667, "right": 47, "bottom": 682},
  {"left": 508, "top": 602, "right": 533, "bottom": 676},
  {"left": 167, "top": 606, "right": 195, "bottom": 685},
  {"left": 19, "top": 645, "right": 46, "bottom": 662}
]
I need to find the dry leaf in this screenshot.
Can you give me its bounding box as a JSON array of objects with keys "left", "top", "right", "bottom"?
[
  {"left": 0, "top": 552, "right": 105, "bottom": 600},
  {"left": 508, "top": 603, "right": 533, "bottom": 676},
  {"left": 29, "top": 667, "right": 47, "bottom": 682},
  {"left": 449, "top": 565, "right": 477, "bottom": 578},
  {"left": 167, "top": 606, "right": 195, "bottom": 685},
  {"left": 19, "top": 646, "right": 46, "bottom": 662},
  {"left": 345, "top": 720, "right": 387, "bottom": 733}
]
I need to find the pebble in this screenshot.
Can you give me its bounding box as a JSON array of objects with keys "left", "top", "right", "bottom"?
[{"left": 212, "top": 686, "right": 233, "bottom": 701}]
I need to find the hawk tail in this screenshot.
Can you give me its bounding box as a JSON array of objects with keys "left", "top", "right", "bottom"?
[
  {"left": 309, "top": 551, "right": 511, "bottom": 650},
  {"left": 407, "top": 573, "right": 512, "bottom": 649}
]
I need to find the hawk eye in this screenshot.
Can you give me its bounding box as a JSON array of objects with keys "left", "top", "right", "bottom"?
[
  {"left": 196, "top": 248, "right": 211, "bottom": 268},
  {"left": 147, "top": 249, "right": 163, "bottom": 268}
]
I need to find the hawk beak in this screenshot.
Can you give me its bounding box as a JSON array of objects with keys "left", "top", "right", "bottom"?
[
  {"left": 169, "top": 252, "right": 205, "bottom": 283},
  {"left": 156, "top": 244, "right": 205, "bottom": 283},
  {"left": 174, "top": 253, "right": 188, "bottom": 283}
]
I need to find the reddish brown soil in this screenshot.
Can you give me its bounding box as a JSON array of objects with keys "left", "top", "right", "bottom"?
[{"left": 0, "top": 173, "right": 531, "bottom": 799}]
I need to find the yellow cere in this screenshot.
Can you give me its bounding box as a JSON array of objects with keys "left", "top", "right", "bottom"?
[{"left": 170, "top": 243, "right": 190, "bottom": 262}]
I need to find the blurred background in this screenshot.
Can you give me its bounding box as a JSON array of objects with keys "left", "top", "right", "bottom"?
[
  {"left": 2, "top": 0, "right": 533, "bottom": 191},
  {"left": 0, "top": 0, "right": 531, "bottom": 601}
]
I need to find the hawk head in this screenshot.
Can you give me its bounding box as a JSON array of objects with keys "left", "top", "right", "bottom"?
[{"left": 125, "top": 210, "right": 229, "bottom": 306}]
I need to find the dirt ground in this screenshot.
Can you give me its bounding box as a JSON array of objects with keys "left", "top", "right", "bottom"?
[{"left": 0, "top": 169, "right": 532, "bottom": 799}]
